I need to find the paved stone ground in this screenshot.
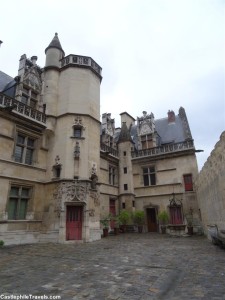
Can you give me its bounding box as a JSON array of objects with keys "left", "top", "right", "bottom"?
[{"left": 0, "top": 233, "right": 225, "bottom": 300}]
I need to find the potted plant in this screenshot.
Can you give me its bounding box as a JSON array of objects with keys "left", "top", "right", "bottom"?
[
  {"left": 0, "top": 240, "right": 4, "bottom": 248},
  {"left": 118, "top": 210, "right": 130, "bottom": 233},
  {"left": 158, "top": 210, "right": 169, "bottom": 234},
  {"left": 100, "top": 214, "right": 111, "bottom": 237},
  {"left": 133, "top": 210, "right": 145, "bottom": 233},
  {"left": 186, "top": 209, "right": 194, "bottom": 235}
]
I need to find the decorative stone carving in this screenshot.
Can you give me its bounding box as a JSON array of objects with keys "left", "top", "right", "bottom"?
[
  {"left": 55, "top": 155, "right": 60, "bottom": 165},
  {"left": 74, "top": 142, "right": 80, "bottom": 158},
  {"left": 74, "top": 116, "right": 83, "bottom": 127},
  {"left": 90, "top": 188, "right": 100, "bottom": 206},
  {"left": 85, "top": 209, "right": 95, "bottom": 217},
  {"left": 140, "top": 122, "right": 152, "bottom": 135},
  {"left": 137, "top": 110, "right": 155, "bottom": 136},
  {"left": 53, "top": 180, "right": 88, "bottom": 216},
  {"left": 90, "top": 163, "right": 98, "bottom": 189},
  {"left": 101, "top": 113, "right": 115, "bottom": 137},
  {"left": 23, "top": 69, "right": 42, "bottom": 92},
  {"left": 75, "top": 181, "right": 88, "bottom": 202}
]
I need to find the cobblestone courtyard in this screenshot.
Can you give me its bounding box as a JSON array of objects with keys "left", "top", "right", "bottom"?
[{"left": 0, "top": 233, "right": 225, "bottom": 300}]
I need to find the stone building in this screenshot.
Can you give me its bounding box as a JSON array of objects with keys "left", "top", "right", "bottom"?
[
  {"left": 0, "top": 34, "right": 200, "bottom": 245},
  {"left": 196, "top": 132, "right": 225, "bottom": 235}
]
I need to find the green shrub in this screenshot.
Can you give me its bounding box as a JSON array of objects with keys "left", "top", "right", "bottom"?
[
  {"left": 133, "top": 210, "right": 145, "bottom": 225},
  {"left": 158, "top": 210, "right": 170, "bottom": 225},
  {"left": 118, "top": 210, "right": 130, "bottom": 225}
]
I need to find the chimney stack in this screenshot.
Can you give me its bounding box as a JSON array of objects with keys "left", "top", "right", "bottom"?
[
  {"left": 168, "top": 110, "right": 175, "bottom": 123},
  {"left": 31, "top": 56, "right": 38, "bottom": 65}
]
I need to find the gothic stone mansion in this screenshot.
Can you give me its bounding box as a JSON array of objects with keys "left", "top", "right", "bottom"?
[{"left": 0, "top": 34, "right": 200, "bottom": 245}]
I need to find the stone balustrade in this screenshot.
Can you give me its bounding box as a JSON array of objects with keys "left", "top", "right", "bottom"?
[
  {"left": 0, "top": 93, "right": 46, "bottom": 124},
  {"left": 100, "top": 143, "right": 118, "bottom": 157},
  {"left": 131, "top": 140, "right": 195, "bottom": 158}
]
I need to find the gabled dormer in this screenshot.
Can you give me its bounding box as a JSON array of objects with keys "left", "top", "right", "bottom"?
[
  {"left": 137, "top": 111, "right": 157, "bottom": 149},
  {"left": 15, "top": 55, "right": 43, "bottom": 111}
]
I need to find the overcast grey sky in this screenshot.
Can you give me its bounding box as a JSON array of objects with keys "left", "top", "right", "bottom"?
[{"left": 0, "top": 0, "right": 224, "bottom": 170}]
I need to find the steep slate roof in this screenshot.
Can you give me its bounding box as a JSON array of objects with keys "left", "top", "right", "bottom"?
[
  {"left": 0, "top": 71, "right": 16, "bottom": 97},
  {"left": 45, "top": 33, "right": 65, "bottom": 56},
  {"left": 0, "top": 71, "right": 14, "bottom": 91},
  {"left": 155, "top": 115, "right": 185, "bottom": 144},
  {"left": 128, "top": 114, "right": 187, "bottom": 149}
]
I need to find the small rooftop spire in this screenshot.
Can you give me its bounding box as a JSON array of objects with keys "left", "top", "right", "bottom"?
[{"left": 45, "top": 33, "right": 65, "bottom": 56}]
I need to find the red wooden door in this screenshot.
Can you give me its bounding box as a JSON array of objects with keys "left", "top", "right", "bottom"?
[
  {"left": 66, "top": 206, "right": 83, "bottom": 240},
  {"left": 110, "top": 200, "right": 116, "bottom": 229},
  {"left": 169, "top": 207, "right": 183, "bottom": 224},
  {"left": 147, "top": 208, "right": 158, "bottom": 232}
]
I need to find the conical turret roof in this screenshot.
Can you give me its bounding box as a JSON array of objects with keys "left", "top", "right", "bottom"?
[
  {"left": 45, "top": 33, "right": 65, "bottom": 55},
  {"left": 117, "top": 122, "right": 134, "bottom": 144}
]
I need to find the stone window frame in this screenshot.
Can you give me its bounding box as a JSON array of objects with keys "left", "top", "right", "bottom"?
[
  {"left": 109, "top": 165, "right": 117, "bottom": 185},
  {"left": 143, "top": 166, "right": 156, "bottom": 186},
  {"left": 21, "top": 85, "right": 38, "bottom": 109},
  {"left": 140, "top": 133, "right": 153, "bottom": 150},
  {"left": 7, "top": 184, "right": 33, "bottom": 220},
  {"left": 183, "top": 174, "right": 193, "bottom": 191},
  {"left": 71, "top": 116, "right": 86, "bottom": 140},
  {"left": 13, "top": 127, "right": 40, "bottom": 166}
]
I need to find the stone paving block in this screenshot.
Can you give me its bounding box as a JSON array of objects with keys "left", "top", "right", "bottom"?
[{"left": 0, "top": 233, "right": 225, "bottom": 299}]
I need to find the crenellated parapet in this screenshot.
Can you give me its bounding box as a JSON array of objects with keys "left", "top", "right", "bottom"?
[{"left": 61, "top": 54, "right": 102, "bottom": 80}]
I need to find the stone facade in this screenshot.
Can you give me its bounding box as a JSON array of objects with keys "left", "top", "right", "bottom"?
[
  {"left": 100, "top": 110, "right": 201, "bottom": 235},
  {"left": 0, "top": 33, "right": 102, "bottom": 245},
  {"left": 0, "top": 34, "right": 200, "bottom": 245},
  {"left": 196, "top": 131, "right": 225, "bottom": 235}
]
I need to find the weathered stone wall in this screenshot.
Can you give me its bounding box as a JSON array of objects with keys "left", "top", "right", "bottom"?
[{"left": 196, "top": 131, "right": 225, "bottom": 234}]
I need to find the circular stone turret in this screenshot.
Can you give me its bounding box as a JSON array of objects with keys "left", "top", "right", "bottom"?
[{"left": 45, "top": 33, "right": 65, "bottom": 68}]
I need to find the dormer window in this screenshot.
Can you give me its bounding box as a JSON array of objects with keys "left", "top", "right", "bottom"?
[
  {"left": 141, "top": 134, "right": 153, "bottom": 149},
  {"left": 21, "top": 86, "right": 38, "bottom": 109}
]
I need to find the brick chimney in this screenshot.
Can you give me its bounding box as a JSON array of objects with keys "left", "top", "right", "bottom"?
[{"left": 168, "top": 110, "right": 175, "bottom": 123}]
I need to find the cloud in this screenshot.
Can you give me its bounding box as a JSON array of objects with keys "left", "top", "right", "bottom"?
[{"left": 0, "top": 0, "right": 224, "bottom": 170}]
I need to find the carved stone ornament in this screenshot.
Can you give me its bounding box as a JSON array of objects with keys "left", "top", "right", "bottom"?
[
  {"left": 85, "top": 209, "right": 95, "bottom": 217},
  {"left": 55, "top": 155, "right": 60, "bottom": 165},
  {"left": 75, "top": 181, "right": 88, "bottom": 202},
  {"left": 74, "top": 116, "right": 83, "bottom": 126},
  {"left": 140, "top": 122, "right": 152, "bottom": 135},
  {"left": 90, "top": 188, "right": 100, "bottom": 206},
  {"left": 23, "top": 70, "right": 41, "bottom": 91},
  {"left": 53, "top": 180, "right": 88, "bottom": 216}
]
